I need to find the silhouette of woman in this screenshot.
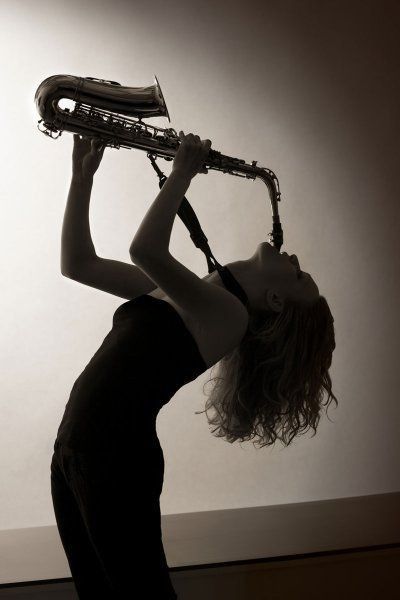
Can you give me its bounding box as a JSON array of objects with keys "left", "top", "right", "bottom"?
[{"left": 50, "top": 132, "right": 336, "bottom": 599}]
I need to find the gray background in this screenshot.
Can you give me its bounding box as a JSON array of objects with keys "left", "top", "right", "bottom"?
[{"left": 1, "top": 0, "right": 399, "bottom": 531}]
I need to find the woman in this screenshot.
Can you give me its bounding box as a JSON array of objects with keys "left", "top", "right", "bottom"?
[{"left": 51, "top": 132, "right": 337, "bottom": 599}]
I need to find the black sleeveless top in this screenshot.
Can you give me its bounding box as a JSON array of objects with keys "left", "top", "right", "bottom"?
[{"left": 55, "top": 266, "right": 248, "bottom": 452}]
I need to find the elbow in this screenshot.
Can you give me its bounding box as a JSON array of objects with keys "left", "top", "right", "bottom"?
[
  {"left": 61, "top": 258, "right": 79, "bottom": 278},
  {"left": 129, "top": 240, "right": 170, "bottom": 260},
  {"left": 129, "top": 245, "right": 147, "bottom": 262},
  {"left": 129, "top": 249, "right": 138, "bottom": 264},
  {"left": 129, "top": 245, "right": 137, "bottom": 259},
  {"left": 130, "top": 244, "right": 169, "bottom": 262},
  {"left": 61, "top": 266, "right": 76, "bottom": 278},
  {"left": 61, "top": 260, "right": 86, "bottom": 279},
  {"left": 61, "top": 254, "right": 98, "bottom": 278}
]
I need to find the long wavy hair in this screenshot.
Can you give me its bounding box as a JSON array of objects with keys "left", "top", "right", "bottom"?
[{"left": 195, "top": 295, "right": 338, "bottom": 448}]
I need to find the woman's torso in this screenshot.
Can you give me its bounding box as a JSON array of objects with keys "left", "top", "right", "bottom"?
[
  {"left": 54, "top": 269, "right": 249, "bottom": 451},
  {"left": 147, "top": 286, "right": 246, "bottom": 369}
]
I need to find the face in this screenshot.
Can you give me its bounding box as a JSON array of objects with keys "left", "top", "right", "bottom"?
[{"left": 252, "top": 242, "right": 320, "bottom": 308}]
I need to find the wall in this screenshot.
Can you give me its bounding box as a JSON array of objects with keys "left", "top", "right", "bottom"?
[{"left": 1, "top": 0, "right": 399, "bottom": 530}]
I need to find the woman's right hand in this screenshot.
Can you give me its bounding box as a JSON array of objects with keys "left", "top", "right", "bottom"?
[{"left": 72, "top": 134, "right": 106, "bottom": 180}]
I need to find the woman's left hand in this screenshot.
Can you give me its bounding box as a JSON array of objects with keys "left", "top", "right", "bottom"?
[
  {"left": 172, "top": 131, "right": 212, "bottom": 179},
  {"left": 72, "top": 134, "right": 106, "bottom": 180}
]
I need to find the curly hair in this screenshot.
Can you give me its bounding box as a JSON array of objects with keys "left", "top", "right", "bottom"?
[{"left": 195, "top": 295, "right": 338, "bottom": 448}]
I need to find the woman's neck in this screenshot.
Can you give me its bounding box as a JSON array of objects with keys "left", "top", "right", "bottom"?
[{"left": 202, "top": 260, "right": 246, "bottom": 288}]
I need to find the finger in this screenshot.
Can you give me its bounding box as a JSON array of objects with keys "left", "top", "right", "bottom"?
[
  {"left": 202, "top": 142, "right": 210, "bottom": 156},
  {"left": 200, "top": 139, "right": 211, "bottom": 149},
  {"left": 186, "top": 133, "right": 197, "bottom": 143}
]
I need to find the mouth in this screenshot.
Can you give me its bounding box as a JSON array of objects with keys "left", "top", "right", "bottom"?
[
  {"left": 280, "top": 251, "right": 301, "bottom": 273},
  {"left": 260, "top": 245, "right": 302, "bottom": 275}
]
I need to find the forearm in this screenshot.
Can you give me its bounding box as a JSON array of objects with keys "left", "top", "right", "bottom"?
[
  {"left": 130, "top": 170, "right": 192, "bottom": 257},
  {"left": 61, "top": 174, "right": 97, "bottom": 274}
]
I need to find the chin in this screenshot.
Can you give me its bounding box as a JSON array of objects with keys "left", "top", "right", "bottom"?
[{"left": 260, "top": 241, "right": 279, "bottom": 256}]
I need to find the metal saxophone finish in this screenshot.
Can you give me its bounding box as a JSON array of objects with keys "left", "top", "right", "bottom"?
[{"left": 35, "top": 74, "right": 283, "bottom": 250}]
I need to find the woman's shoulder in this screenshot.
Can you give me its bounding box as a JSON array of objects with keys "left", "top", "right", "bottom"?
[{"left": 148, "top": 286, "right": 248, "bottom": 368}]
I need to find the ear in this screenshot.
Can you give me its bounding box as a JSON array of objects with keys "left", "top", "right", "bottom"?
[{"left": 265, "top": 289, "right": 284, "bottom": 313}]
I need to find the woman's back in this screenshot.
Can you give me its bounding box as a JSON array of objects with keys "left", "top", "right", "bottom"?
[{"left": 55, "top": 294, "right": 208, "bottom": 452}]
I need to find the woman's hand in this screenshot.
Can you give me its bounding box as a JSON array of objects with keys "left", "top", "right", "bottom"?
[
  {"left": 72, "top": 134, "right": 106, "bottom": 181},
  {"left": 172, "top": 131, "right": 212, "bottom": 179}
]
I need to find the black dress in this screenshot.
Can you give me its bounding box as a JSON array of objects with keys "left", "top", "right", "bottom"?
[{"left": 50, "top": 267, "right": 249, "bottom": 599}]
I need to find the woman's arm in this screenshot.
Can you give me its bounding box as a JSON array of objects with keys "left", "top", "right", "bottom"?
[
  {"left": 65, "top": 256, "right": 158, "bottom": 299},
  {"left": 130, "top": 131, "right": 211, "bottom": 258},
  {"left": 61, "top": 174, "right": 97, "bottom": 274},
  {"left": 61, "top": 134, "right": 159, "bottom": 298},
  {"left": 61, "top": 135, "right": 105, "bottom": 275},
  {"left": 129, "top": 169, "right": 192, "bottom": 257}
]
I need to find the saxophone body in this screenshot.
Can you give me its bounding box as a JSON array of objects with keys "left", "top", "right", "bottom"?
[{"left": 35, "top": 74, "right": 283, "bottom": 250}]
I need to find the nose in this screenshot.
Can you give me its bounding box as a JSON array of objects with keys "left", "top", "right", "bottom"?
[{"left": 290, "top": 254, "right": 301, "bottom": 268}]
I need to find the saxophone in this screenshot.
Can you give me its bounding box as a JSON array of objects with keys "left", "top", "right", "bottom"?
[{"left": 35, "top": 74, "right": 283, "bottom": 251}]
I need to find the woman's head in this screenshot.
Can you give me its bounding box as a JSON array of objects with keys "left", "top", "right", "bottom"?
[
  {"left": 197, "top": 245, "right": 337, "bottom": 448},
  {"left": 240, "top": 241, "right": 320, "bottom": 313}
]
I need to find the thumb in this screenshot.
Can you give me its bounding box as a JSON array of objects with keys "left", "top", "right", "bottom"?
[{"left": 91, "top": 138, "right": 104, "bottom": 153}]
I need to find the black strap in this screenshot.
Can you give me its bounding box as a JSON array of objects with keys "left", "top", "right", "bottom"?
[
  {"left": 217, "top": 266, "right": 249, "bottom": 308},
  {"left": 147, "top": 154, "right": 223, "bottom": 275}
]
